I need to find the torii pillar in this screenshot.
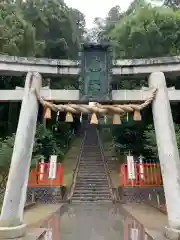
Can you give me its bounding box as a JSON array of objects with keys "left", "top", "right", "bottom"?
[
  {"left": 0, "top": 72, "right": 42, "bottom": 238},
  {"left": 149, "top": 72, "right": 180, "bottom": 239}
]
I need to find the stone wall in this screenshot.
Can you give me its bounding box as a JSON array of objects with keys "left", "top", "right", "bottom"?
[
  {"left": 27, "top": 186, "right": 65, "bottom": 204},
  {"left": 118, "top": 186, "right": 166, "bottom": 206}
]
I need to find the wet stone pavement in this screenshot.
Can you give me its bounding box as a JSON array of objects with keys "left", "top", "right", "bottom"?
[{"left": 38, "top": 203, "right": 153, "bottom": 240}]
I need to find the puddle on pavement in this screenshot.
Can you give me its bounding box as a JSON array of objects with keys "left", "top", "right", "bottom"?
[{"left": 39, "top": 203, "right": 153, "bottom": 240}]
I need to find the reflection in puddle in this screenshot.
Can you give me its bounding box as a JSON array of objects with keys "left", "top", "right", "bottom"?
[{"left": 40, "top": 204, "right": 152, "bottom": 240}]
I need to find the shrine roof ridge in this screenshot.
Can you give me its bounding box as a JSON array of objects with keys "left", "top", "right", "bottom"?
[
  {"left": 0, "top": 54, "right": 179, "bottom": 67},
  {"left": 0, "top": 55, "right": 80, "bottom": 66},
  {"left": 114, "top": 55, "right": 180, "bottom": 66}
]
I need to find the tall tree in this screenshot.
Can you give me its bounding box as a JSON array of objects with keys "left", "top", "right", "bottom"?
[
  {"left": 110, "top": 6, "right": 180, "bottom": 59},
  {"left": 22, "top": 0, "right": 85, "bottom": 59},
  {"left": 97, "top": 1, "right": 180, "bottom": 158},
  {"left": 164, "top": 0, "right": 180, "bottom": 8},
  {"left": 0, "top": 0, "right": 85, "bottom": 137}
]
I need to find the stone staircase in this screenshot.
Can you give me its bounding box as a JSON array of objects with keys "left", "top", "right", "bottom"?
[{"left": 71, "top": 125, "right": 113, "bottom": 202}]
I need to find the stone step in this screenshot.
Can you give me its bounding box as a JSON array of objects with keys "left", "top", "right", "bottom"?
[
  {"left": 73, "top": 194, "right": 111, "bottom": 199},
  {"left": 82, "top": 148, "right": 99, "bottom": 150},
  {"left": 81, "top": 158, "right": 102, "bottom": 159},
  {"left": 80, "top": 159, "right": 104, "bottom": 161},
  {"left": 75, "top": 183, "right": 109, "bottom": 187},
  {"left": 81, "top": 148, "right": 100, "bottom": 151},
  {"left": 77, "top": 174, "right": 106, "bottom": 178},
  {"left": 79, "top": 165, "right": 104, "bottom": 167},
  {"left": 76, "top": 176, "right": 107, "bottom": 180},
  {"left": 78, "top": 170, "right": 105, "bottom": 173},
  {"left": 81, "top": 152, "right": 101, "bottom": 154},
  {"left": 71, "top": 197, "right": 112, "bottom": 201},
  {"left": 80, "top": 158, "right": 103, "bottom": 161},
  {"left": 74, "top": 185, "right": 110, "bottom": 190},
  {"left": 76, "top": 181, "right": 108, "bottom": 185},
  {"left": 79, "top": 163, "right": 103, "bottom": 165},
  {"left": 75, "top": 185, "right": 109, "bottom": 189},
  {"left": 78, "top": 170, "right": 106, "bottom": 173},
  {"left": 81, "top": 155, "right": 101, "bottom": 157},
  {"left": 77, "top": 174, "right": 106, "bottom": 176},
  {"left": 78, "top": 171, "right": 106, "bottom": 174},
  {"left": 78, "top": 169, "right": 105, "bottom": 172},
  {"left": 81, "top": 157, "right": 102, "bottom": 159},
  {"left": 81, "top": 155, "right": 102, "bottom": 156},
  {"left": 73, "top": 188, "right": 110, "bottom": 193},
  {"left": 77, "top": 176, "right": 107, "bottom": 178},
  {"left": 79, "top": 168, "right": 104, "bottom": 170},
  {"left": 82, "top": 152, "right": 101, "bottom": 154},
  {"left": 83, "top": 145, "right": 99, "bottom": 147},
  {"left": 71, "top": 200, "right": 112, "bottom": 203},
  {"left": 79, "top": 164, "right": 104, "bottom": 166},
  {"left": 79, "top": 162, "right": 104, "bottom": 164},
  {"left": 76, "top": 178, "right": 108, "bottom": 182},
  {"left": 82, "top": 148, "right": 100, "bottom": 150},
  {"left": 82, "top": 149, "right": 100, "bottom": 150},
  {"left": 81, "top": 154, "right": 102, "bottom": 156},
  {"left": 77, "top": 172, "right": 106, "bottom": 174},
  {"left": 80, "top": 161, "right": 103, "bottom": 163},
  {"left": 73, "top": 190, "right": 110, "bottom": 194},
  {"left": 78, "top": 168, "right": 105, "bottom": 171},
  {"left": 70, "top": 127, "right": 113, "bottom": 202},
  {"left": 80, "top": 159, "right": 103, "bottom": 161}
]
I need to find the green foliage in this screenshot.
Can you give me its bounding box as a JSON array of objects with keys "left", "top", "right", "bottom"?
[
  {"left": 32, "top": 121, "right": 76, "bottom": 166},
  {"left": 1, "top": 0, "right": 180, "bottom": 167},
  {"left": 163, "top": 0, "right": 180, "bottom": 8},
  {"left": 0, "top": 135, "right": 15, "bottom": 169},
  {"left": 0, "top": 0, "right": 85, "bottom": 58},
  {"left": 0, "top": 0, "right": 85, "bottom": 137},
  {"left": 143, "top": 125, "right": 157, "bottom": 157},
  {"left": 0, "top": 120, "right": 77, "bottom": 171},
  {"left": 93, "top": 0, "right": 180, "bottom": 160},
  {"left": 0, "top": 1, "right": 43, "bottom": 56},
  {"left": 143, "top": 124, "right": 180, "bottom": 158},
  {"left": 33, "top": 124, "right": 64, "bottom": 163},
  {"left": 111, "top": 121, "right": 145, "bottom": 157},
  {"left": 111, "top": 6, "right": 180, "bottom": 59}
]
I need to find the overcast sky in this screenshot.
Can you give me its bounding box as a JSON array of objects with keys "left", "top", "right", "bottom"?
[{"left": 65, "top": 0, "right": 134, "bottom": 28}]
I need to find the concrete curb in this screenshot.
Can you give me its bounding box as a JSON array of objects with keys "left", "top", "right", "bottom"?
[
  {"left": 24, "top": 202, "right": 36, "bottom": 210},
  {"left": 0, "top": 224, "right": 26, "bottom": 239},
  {"left": 27, "top": 203, "right": 65, "bottom": 229}
]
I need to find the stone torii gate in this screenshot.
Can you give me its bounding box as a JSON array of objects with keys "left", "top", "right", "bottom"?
[{"left": 0, "top": 43, "right": 179, "bottom": 239}]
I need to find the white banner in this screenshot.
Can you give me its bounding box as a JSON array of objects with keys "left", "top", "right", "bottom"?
[
  {"left": 48, "top": 155, "right": 57, "bottom": 179},
  {"left": 139, "top": 155, "right": 145, "bottom": 180},
  {"left": 131, "top": 228, "right": 139, "bottom": 240},
  {"left": 40, "top": 159, "right": 45, "bottom": 181},
  {"left": 127, "top": 155, "right": 136, "bottom": 179},
  {"left": 44, "top": 229, "right": 52, "bottom": 240}
]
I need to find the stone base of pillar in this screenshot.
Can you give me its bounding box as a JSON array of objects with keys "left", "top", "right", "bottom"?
[
  {"left": 165, "top": 226, "right": 180, "bottom": 240},
  {"left": 0, "top": 224, "right": 26, "bottom": 239}
]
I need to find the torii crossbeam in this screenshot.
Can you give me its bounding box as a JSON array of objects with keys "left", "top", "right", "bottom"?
[{"left": 0, "top": 87, "right": 179, "bottom": 102}]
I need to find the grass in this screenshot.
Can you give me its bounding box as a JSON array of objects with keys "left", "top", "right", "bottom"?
[
  {"left": 101, "top": 128, "right": 122, "bottom": 188},
  {"left": 63, "top": 137, "right": 81, "bottom": 187},
  {"left": 109, "top": 167, "right": 121, "bottom": 188},
  {"left": 103, "top": 140, "right": 121, "bottom": 188}
]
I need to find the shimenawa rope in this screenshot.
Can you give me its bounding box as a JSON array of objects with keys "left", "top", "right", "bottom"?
[{"left": 36, "top": 88, "right": 157, "bottom": 124}]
